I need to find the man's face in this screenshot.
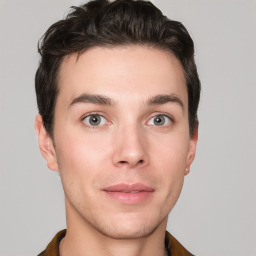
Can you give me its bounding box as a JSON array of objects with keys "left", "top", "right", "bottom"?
[{"left": 37, "top": 46, "right": 197, "bottom": 239}]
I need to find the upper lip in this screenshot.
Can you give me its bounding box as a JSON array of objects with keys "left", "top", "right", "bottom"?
[{"left": 103, "top": 183, "right": 155, "bottom": 192}]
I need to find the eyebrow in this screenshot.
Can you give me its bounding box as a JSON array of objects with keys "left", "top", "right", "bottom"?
[
  {"left": 70, "top": 94, "right": 114, "bottom": 107},
  {"left": 69, "top": 93, "right": 184, "bottom": 110},
  {"left": 147, "top": 94, "right": 184, "bottom": 110}
]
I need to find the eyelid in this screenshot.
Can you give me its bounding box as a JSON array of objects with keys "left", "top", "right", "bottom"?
[{"left": 81, "top": 111, "right": 108, "bottom": 120}]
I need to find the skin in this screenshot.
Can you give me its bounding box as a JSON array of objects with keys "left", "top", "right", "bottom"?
[{"left": 35, "top": 45, "right": 198, "bottom": 256}]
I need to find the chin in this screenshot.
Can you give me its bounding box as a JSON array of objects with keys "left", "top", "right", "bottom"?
[
  {"left": 91, "top": 213, "right": 167, "bottom": 240},
  {"left": 97, "top": 224, "right": 159, "bottom": 239}
]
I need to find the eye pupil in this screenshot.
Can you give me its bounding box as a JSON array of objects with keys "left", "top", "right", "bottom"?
[
  {"left": 89, "top": 115, "right": 100, "bottom": 125},
  {"left": 154, "top": 116, "right": 165, "bottom": 125}
]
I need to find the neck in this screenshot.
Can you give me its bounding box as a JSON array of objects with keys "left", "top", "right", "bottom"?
[
  {"left": 60, "top": 201, "right": 168, "bottom": 256},
  {"left": 60, "top": 230, "right": 167, "bottom": 256}
]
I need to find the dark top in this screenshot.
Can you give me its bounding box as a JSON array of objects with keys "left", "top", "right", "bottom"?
[{"left": 38, "top": 229, "right": 194, "bottom": 256}]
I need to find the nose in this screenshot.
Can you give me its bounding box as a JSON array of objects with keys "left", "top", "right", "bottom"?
[{"left": 112, "top": 125, "right": 149, "bottom": 169}]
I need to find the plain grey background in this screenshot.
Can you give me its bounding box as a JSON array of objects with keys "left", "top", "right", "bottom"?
[{"left": 0, "top": 0, "right": 255, "bottom": 255}]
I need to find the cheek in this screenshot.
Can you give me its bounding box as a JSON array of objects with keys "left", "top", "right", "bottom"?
[
  {"left": 150, "top": 133, "right": 189, "bottom": 190},
  {"left": 54, "top": 129, "right": 112, "bottom": 178},
  {"left": 54, "top": 133, "right": 108, "bottom": 206},
  {"left": 151, "top": 132, "right": 189, "bottom": 168}
]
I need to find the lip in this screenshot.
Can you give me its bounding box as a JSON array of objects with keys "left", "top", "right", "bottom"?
[{"left": 102, "top": 183, "right": 155, "bottom": 204}]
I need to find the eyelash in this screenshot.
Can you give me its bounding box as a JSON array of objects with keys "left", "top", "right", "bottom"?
[{"left": 81, "top": 112, "right": 174, "bottom": 128}]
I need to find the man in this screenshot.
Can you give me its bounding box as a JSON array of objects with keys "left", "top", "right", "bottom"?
[{"left": 35, "top": 0, "right": 200, "bottom": 255}]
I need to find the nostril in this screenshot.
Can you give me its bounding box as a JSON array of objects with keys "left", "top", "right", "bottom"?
[{"left": 118, "top": 159, "right": 144, "bottom": 165}]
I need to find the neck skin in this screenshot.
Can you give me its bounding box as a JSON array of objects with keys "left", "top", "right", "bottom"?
[{"left": 59, "top": 199, "right": 168, "bottom": 256}]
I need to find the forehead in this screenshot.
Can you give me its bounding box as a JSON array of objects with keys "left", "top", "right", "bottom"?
[{"left": 57, "top": 45, "right": 187, "bottom": 106}]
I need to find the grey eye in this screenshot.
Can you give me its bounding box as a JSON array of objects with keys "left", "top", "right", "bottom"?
[
  {"left": 148, "top": 114, "right": 171, "bottom": 126},
  {"left": 83, "top": 114, "right": 107, "bottom": 126}
]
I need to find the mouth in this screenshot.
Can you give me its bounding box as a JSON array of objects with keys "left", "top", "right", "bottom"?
[{"left": 102, "top": 183, "right": 155, "bottom": 204}]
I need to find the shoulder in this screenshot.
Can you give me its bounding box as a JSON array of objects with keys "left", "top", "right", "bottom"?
[
  {"left": 166, "top": 231, "right": 195, "bottom": 256},
  {"left": 37, "top": 230, "right": 66, "bottom": 256}
]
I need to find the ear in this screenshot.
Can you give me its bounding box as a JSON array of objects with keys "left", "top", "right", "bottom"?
[
  {"left": 34, "top": 114, "right": 59, "bottom": 171},
  {"left": 185, "top": 126, "right": 198, "bottom": 176}
]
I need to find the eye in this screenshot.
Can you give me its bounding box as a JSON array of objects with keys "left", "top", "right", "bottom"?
[
  {"left": 83, "top": 114, "right": 107, "bottom": 127},
  {"left": 148, "top": 114, "right": 172, "bottom": 126}
]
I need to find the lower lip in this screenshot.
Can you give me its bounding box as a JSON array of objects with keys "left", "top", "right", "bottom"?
[{"left": 103, "top": 191, "right": 154, "bottom": 204}]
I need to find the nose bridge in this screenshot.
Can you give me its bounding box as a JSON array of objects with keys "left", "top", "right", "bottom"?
[{"left": 112, "top": 122, "right": 148, "bottom": 168}]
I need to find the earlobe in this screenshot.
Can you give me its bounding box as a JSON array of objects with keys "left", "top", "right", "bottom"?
[
  {"left": 185, "top": 126, "right": 198, "bottom": 176},
  {"left": 185, "top": 168, "right": 190, "bottom": 175},
  {"left": 34, "top": 114, "right": 59, "bottom": 171}
]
